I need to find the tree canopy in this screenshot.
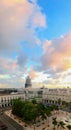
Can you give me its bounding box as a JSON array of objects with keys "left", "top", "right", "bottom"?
[{"left": 12, "top": 99, "right": 53, "bottom": 124}]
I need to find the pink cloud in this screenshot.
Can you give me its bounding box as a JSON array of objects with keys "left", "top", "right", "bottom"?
[
  {"left": 33, "top": 12, "right": 46, "bottom": 28},
  {"left": 43, "top": 40, "right": 51, "bottom": 52},
  {"left": 0, "top": 0, "right": 46, "bottom": 54},
  {"left": 29, "top": 69, "right": 38, "bottom": 79},
  {"left": 41, "top": 32, "right": 71, "bottom": 71},
  {"left": 0, "top": 57, "right": 17, "bottom": 71}
]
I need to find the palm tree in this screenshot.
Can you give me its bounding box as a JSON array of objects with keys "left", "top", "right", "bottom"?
[
  {"left": 46, "top": 114, "right": 50, "bottom": 127},
  {"left": 58, "top": 121, "right": 65, "bottom": 130},
  {"left": 46, "top": 109, "right": 51, "bottom": 127},
  {"left": 67, "top": 125, "right": 71, "bottom": 130},
  {"left": 52, "top": 117, "right": 58, "bottom": 130}
]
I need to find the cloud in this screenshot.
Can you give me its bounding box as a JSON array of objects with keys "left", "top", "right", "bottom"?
[
  {"left": 17, "top": 53, "right": 28, "bottom": 67},
  {"left": 43, "top": 40, "right": 51, "bottom": 52},
  {"left": 33, "top": 12, "right": 46, "bottom": 28},
  {"left": 32, "top": 72, "right": 48, "bottom": 83},
  {"left": 40, "top": 32, "right": 71, "bottom": 73},
  {"left": 29, "top": 69, "right": 38, "bottom": 79},
  {"left": 0, "top": 0, "right": 46, "bottom": 55},
  {"left": 28, "top": 67, "right": 48, "bottom": 83},
  {"left": 0, "top": 56, "right": 28, "bottom": 88},
  {"left": 0, "top": 0, "right": 47, "bottom": 88},
  {"left": 0, "top": 53, "right": 28, "bottom": 73},
  {"left": 0, "top": 57, "right": 18, "bottom": 79}
]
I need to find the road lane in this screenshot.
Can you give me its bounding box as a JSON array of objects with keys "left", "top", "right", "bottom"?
[
  {"left": 0, "top": 107, "right": 24, "bottom": 130},
  {"left": 0, "top": 114, "right": 17, "bottom": 130}
]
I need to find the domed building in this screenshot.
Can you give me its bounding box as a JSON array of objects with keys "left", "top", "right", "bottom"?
[{"left": 25, "top": 76, "right": 32, "bottom": 88}]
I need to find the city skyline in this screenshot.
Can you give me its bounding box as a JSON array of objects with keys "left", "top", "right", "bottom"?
[{"left": 0, "top": 0, "right": 71, "bottom": 88}]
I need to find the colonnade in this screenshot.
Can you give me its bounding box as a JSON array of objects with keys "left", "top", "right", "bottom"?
[{"left": 0, "top": 94, "right": 25, "bottom": 108}]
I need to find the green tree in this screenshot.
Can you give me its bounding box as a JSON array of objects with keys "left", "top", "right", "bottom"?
[
  {"left": 46, "top": 109, "right": 51, "bottom": 127},
  {"left": 22, "top": 102, "right": 39, "bottom": 124},
  {"left": 58, "top": 121, "right": 65, "bottom": 130},
  {"left": 67, "top": 125, "right": 71, "bottom": 130},
  {"left": 12, "top": 99, "right": 24, "bottom": 117},
  {"left": 52, "top": 117, "right": 58, "bottom": 130},
  {"left": 37, "top": 103, "right": 47, "bottom": 120},
  {"left": 12, "top": 99, "right": 52, "bottom": 127},
  {"left": 32, "top": 99, "right": 37, "bottom": 104}
]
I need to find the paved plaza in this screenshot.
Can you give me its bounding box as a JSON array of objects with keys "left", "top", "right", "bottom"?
[{"left": 5, "top": 110, "right": 71, "bottom": 130}]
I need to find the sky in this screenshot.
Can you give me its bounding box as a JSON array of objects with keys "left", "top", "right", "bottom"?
[{"left": 0, "top": 0, "right": 71, "bottom": 88}]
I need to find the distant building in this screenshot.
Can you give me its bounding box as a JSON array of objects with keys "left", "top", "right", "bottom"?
[
  {"left": 0, "top": 87, "right": 71, "bottom": 108},
  {"left": 25, "top": 76, "right": 32, "bottom": 88}
]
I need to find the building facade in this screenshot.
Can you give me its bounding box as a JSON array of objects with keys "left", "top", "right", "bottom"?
[
  {"left": 0, "top": 88, "right": 71, "bottom": 108},
  {"left": 23, "top": 88, "right": 71, "bottom": 104},
  {"left": 0, "top": 93, "right": 25, "bottom": 107}
]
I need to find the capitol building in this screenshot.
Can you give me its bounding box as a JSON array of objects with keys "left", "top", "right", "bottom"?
[{"left": 0, "top": 76, "right": 71, "bottom": 108}]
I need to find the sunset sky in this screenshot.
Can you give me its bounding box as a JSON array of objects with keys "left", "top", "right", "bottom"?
[{"left": 0, "top": 0, "right": 71, "bottom": 88}]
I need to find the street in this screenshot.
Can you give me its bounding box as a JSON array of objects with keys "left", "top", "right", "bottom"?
[{"left": 0, "top": 107, "right": 24, "bottom": 130}]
